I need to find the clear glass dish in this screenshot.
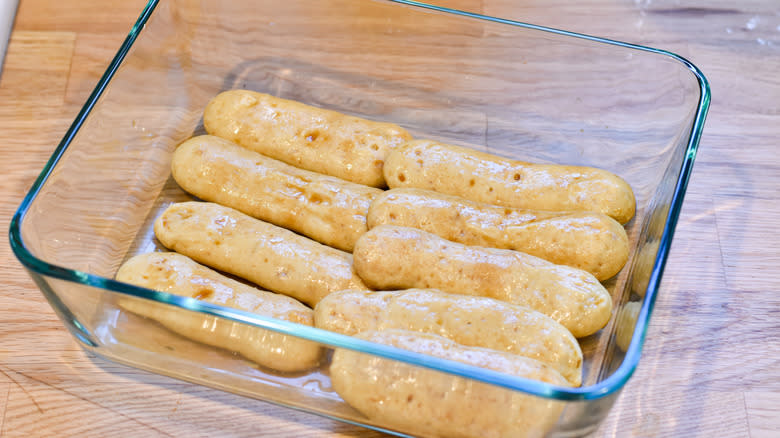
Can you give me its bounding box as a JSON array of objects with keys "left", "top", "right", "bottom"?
[{"left": 9, "top": 0, "right": 709, "bottom": 436}]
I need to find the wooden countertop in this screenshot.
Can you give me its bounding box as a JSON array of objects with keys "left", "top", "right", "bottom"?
[{"left": 1, "top": 0, "right": 778, "bottom": 436}]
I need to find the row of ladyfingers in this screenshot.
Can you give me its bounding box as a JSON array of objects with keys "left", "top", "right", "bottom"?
[{"left": 116, "top": 90, "right": 636, "bottom": 438}]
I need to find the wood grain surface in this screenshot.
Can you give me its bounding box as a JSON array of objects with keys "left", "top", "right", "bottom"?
[{"left": 1, "top": 0, "right": 778, "bottom": 436}]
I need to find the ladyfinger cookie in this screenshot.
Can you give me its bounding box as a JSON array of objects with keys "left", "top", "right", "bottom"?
[
  {"left": 172, "top": 135, "right": 381, "bottom": 252},
  {"left": 116, "top": 252, "right": 322, "bottom": 372},
  {"left": 353, "top": 225, "right": 612, "bottom": 337},
  {"left": 331, "top": 330, "right": 567, "bottom": 438},
  {"left": 203, "top": 90, "right": 412, "bottom": 187},
  {"left": 383, "top": 140, "right": 635, "bottom": 224},
  {"left": 154, "top": 202, "right": 367, "bottom": 307},
  {"left": 368, "top": 188, "right": 629, "bottom": 280},
  {"left": 315, "top": 288, "right": 582, "bottom": 385}
]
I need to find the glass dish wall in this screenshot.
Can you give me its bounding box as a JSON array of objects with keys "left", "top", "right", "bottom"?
[{"left": 10, "top": 0, "right": 709, "bottom": 436}]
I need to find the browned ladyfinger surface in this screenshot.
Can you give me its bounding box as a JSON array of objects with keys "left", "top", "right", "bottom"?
[
  {"left": 116, "top": 252, "right": 321, "bottom": 372},
  {"left": 368, "top": 188, "right": 629, "bottom": 280},
  {"left": 172, "top": 135, "right": 381, "bottom": 252},
  {"left": 330, "top": 330, "right": 567, "bottom": 438},
  {"left": 353, "top": 225, "right": 612, "bottom": 338},
  {"left": 154, "top": 202, "right": 367, "bottom": 307},
  {"left": 204, "top": 90, "right": 412, "bottom": 187},
  {"left": 314, "top": 288, "right": 582, "bottom": 386},
  {"left": 384, "top": 140, "right": 636, "bottom": 224}
]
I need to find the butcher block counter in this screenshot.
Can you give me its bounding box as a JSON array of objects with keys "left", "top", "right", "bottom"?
[{"left": 0, "top": 0, "right": 778, "bottom": 436}]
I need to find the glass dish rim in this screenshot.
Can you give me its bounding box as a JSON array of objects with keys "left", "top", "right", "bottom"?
[{"left": 7, "top": 0, "right": 711, "bottom": 402}]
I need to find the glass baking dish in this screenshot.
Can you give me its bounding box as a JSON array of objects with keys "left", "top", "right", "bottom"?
[{"left": 9, "top": 0, "right": 709, "bottom": 436}]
